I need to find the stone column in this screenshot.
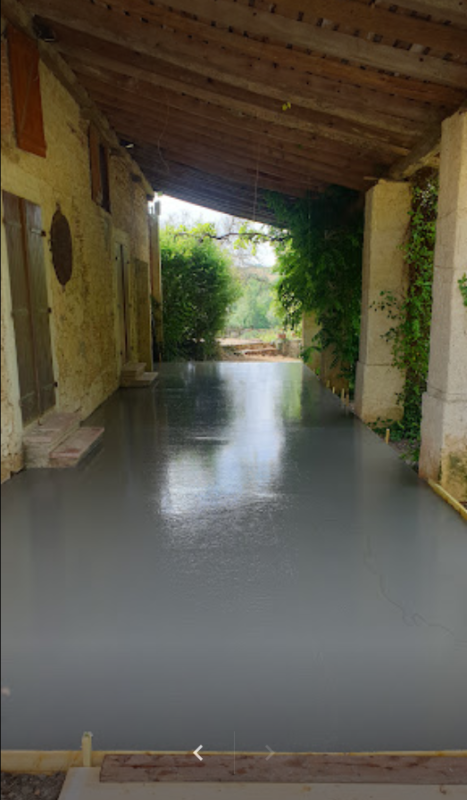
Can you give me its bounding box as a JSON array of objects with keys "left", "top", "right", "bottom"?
[
  {"left": 355, "top": 180, "right": 411, "bottom": 422},
  {"left": 419, "top": 110, "right": 467, "bottom": 501},
  {"left": 302, "top": 311, "right": 321, "bottom": 373}
]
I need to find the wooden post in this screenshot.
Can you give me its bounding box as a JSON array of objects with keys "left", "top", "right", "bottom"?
[{"left": 82, "top": 732, "right": 93, "bottom": 768}]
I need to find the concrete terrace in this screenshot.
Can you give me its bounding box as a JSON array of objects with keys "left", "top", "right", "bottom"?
[{"left": 2, "top": 362, "right": 466, "bottom": 754}]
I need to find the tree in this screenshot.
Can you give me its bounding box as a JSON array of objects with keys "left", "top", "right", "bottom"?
[{"left": 159, "top": 223, "right": 240, "bottom": 360}]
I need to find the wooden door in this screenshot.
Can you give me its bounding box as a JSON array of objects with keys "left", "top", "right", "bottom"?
[
  {"left": 3, "top": 192, "right": 55, "bottom": 424},
  {"left": 115, "top": 241, "right": 130, "bottom": 364}
]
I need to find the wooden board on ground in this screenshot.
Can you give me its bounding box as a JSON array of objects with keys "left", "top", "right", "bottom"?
[{"left": 100, "top": 753, "right": 467, "bottom": 784}]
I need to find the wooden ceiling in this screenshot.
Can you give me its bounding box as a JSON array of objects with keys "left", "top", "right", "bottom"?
[{"left": 19, "top": 0, "right": 467, "bottom": 221}]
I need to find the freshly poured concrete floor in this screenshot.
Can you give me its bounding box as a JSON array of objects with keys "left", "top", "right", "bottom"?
[{"left": 2, "top": 363, "right": 466, "bottom": 754}]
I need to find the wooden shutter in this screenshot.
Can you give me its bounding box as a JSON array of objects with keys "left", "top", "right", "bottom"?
[
  {"left": 7, "top": 26, "right": 46, "bottom": 158},
  {"left": 89, "top": 123, "right": 103, "bottom": 204}
]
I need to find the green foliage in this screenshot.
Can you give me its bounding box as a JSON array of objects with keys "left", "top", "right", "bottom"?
[
  {"left": 459, "top": 274, "right": 467, "bottom": 308},
  {"left": 159, "top": 223, "right": 240, "bottom": 360},
  {"left": 226, "top": 271, "right": 281, "bottom": 330},
  {"left": 376, "top": 173, "right": 438, "bottom": 442},
  {"left": 267, "top": 188, "right": 364, "bottom": 384}
]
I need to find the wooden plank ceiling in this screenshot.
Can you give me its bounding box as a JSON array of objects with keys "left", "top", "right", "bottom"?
[{"left": 22, "top": 0, "right": 467, "bottom": 222}]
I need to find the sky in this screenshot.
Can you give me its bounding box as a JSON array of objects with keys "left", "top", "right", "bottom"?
[{"left": 157, "top": 194, "right": 276, "bottom": 268}]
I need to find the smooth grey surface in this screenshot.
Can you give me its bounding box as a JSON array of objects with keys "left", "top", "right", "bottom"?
[{"left": 2, "top": 363, "right": 466, "bottom": 753}]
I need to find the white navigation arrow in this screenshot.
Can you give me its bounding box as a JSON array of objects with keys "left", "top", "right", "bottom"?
[
  {"left": 193, "top": 745, "right": 204, "bottom": 762},
  {"left": 265, "top": 745, "right": 275, "bottom": 761}
]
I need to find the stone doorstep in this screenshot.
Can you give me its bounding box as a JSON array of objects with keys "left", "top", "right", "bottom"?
[
  {"left": 121, "top": 362, "right": 146, "bottom": 378},
  {"left": 241, "top": 349, "right": 278, "bottom": 356},
  {"left": 23, "top": 412, "right": 82, "bottom": 468},
  {"left": 121, "top": 371, "right": 158, "bottom": 388},
  {"left": 49, "top": 427, "right": 104, "bottom": 468}
]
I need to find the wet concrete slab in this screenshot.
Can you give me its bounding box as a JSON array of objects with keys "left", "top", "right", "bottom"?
[
  {"left": 1, "top": 363, "right": 466, "bottom": 753},
  {"left": 59, "top": 769, "right": 467, "bottom": 799}
]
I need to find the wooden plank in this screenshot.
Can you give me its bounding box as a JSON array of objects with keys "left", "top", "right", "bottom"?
[
  {"left": 389, "top": 104, "right": 466, "bottom": 178},
  {"left": 135, "top": 140, "right": 366, "bottom": 192},
  {"left": 24, "top": 0, "right": 467, "bottom": 106},
  {"left": 98, "top": 102, "right": 380, "bottom": 179},
  {"left": 85, "top": 77, "right": 396, "bottom": 166},
  {"left": 151, "top": 0, "right": 467, "bottom": 86},
  {"left": 70, "top": 59, "right": 411, "bottom": 156},
  {"left": 254, "top": 0, "right": 467, "bottom": 54},
  {"left": 136, "top": 151, "right": 320, "bottom": 196},
  {"left": 390, "top": 0, "right": 467, "bottom": 27},
  {"left": 51, "top": 18, "right": 450, "bottom": 132},
  {"left": 100, "top": 752, "right": 467, "bottom": 784},
  {"left": 389, "top": 128, "right": 442, "bottom": 179}
]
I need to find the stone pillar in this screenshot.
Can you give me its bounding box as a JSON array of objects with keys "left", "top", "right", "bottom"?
[
  {"left": 419, "top": 110, "right": 467, "bottom": 501},
  {"left": 302, "top": 311, "right": 321, "bottom": 373},
  {"left": 355, "top": 180, "right": 411, "bottom": 422}
]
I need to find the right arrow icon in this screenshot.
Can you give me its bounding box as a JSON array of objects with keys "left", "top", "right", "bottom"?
[{"left": 265, "top": 745, "right": 275, "bottom": 761}]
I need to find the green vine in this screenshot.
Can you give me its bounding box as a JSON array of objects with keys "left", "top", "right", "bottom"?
[
  {"left": 459, "top": 274, "right": 467, "bottom": 308},
  {"left": 267, "top": 188, "right": 364, "bottom": 386},
  {"left": 375, "top": 172, "right": 438, "bottom": 443}
]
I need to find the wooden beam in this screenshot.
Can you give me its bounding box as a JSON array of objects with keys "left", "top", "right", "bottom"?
[
  {"left": 152, "top": 0, "right": 467, "bottom": 86},
  {"left": 389, "top": 0, "right": 467, "bottom": 28},
  {"left": 98, "top": 105, "right": 372, "bottom": 190},
  {"left": 118, "top": 130, "right": 368, "bottom": 192},
  {"left": 23, "top": 0, "right": 467, "bottom": 106},
  {"left": 136, "top": 150, "right": 314, "bottom": 197},
  {"left": 252, "top": 0, "right": 467, "bottom": 54},
  {"left": 51, "top": 20, "right": 450, "bottom": 134},
  {"left": 83, "top": 76, "right": 396, "bottom": 167},
  {"left": 389, "top": 102, "right": 467, "bottom": 179},
  {"left": 95, "top": 97, "right": 380, "bottom": 177},
  {"left": 69, "top": 58, "right": 411, "bottom": 156}
]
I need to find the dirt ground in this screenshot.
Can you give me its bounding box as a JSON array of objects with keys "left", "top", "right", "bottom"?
[{"left": 1, "top": 773, "right": 65, "bottom": 800}]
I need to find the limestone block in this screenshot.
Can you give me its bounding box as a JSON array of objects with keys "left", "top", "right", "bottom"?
[
  {"left": 355, "top": 362, "right": 405, "bottom": 423},
  {"left": 419, "top": 110, "right": 467, "bottom": 501},
  {"left": 355, "top": 180, "right": 411, "bottom": 421}
]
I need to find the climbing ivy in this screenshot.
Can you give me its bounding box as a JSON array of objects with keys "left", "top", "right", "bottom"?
[
  {"left": 459, "top": 274, "right": 467, "bottom": 308},
  {"left": 267, "top": 188, "right": 364, "bottom": 385},
  {"left": 376, "top": 172, "right": 438, "bottom": 443}
]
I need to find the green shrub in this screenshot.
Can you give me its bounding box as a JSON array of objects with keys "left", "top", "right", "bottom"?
[
  {"left": 159, "top": 224, "right": 240, "bottom": 360},
  {"left": 375, "top": 172, "right": 437, "bottom": 442}
]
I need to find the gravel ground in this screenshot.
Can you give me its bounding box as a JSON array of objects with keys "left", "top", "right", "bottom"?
[{"left": 1, "top": 773, "right": 65, "bottom": 800}]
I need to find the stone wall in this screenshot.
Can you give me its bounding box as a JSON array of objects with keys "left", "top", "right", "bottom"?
[{"left": 1, "top": 46, "right": 152, "bottom": 482}]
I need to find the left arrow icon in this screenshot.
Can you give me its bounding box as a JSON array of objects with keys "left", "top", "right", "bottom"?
[{"left": 193, "top": 745, "right": 204, "bottom": 761}]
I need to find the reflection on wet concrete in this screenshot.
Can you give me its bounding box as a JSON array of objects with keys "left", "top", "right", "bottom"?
[{"left": 1, "top": 363, "right": 466, "bottom": 753}]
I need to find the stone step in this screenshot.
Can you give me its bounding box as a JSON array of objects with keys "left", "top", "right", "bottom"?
[
  {"left": 121, "top": 362, "right": 146, "bottom": 378},
  {"left": 23, "top": 411, "right": 81, "bottom": 468},
  {"left": 121, "top": 371, "right": 158, "bottom": 388},
  {"left": 49, "top": 427, "right": 104, "bottom": 468},
  {"left": 241, "top": 349, "right": 278, "bottom": 356}
]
